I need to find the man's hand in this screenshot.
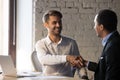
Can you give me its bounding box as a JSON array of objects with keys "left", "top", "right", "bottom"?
[
  {"left": 77, "top": 56, "right": 88, "bottom": 67},
  {"left": 66, "top": 55, "right": 84, "bottom": 68},
  {"left": 66, "top": 55, "right": 88, "bottom": 68},
  {"left": 66, "top": 55, "right": 89, "bottom": 79}
]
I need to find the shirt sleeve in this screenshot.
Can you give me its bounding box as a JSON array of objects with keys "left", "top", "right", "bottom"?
[{"left": 35, "top": 40, "right": 67, "bottom": 66}]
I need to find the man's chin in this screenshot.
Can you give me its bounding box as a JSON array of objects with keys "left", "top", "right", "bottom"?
[
  {"left": 55, "top": 31, "right": 61, "bottom": 34},
  {"left": 54, "top": 33, "right": 61, "bottom": 36}
]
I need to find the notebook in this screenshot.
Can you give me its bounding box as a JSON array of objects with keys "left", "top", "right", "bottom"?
[{"left": 0, "top": 55, "right": 38, "bottom": 77}]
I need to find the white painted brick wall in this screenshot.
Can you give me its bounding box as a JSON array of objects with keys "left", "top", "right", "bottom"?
[
  {"left": 83, "top": 2, "right": 99, "bottom": 8},
  {"left": 99, "top": 3, "right": 109, "bottom": 8},
  {"left": 61, "top": 8, "right": 79, "bottom": 14},
  {"left": 48, "top": 1, "right": 57, "bottom": 8},
  {"left": 57, "top": 1, "right": 66, "bottom": 8},
  {"left": 33, "top": 0, "right": 120, "bottom": 80},
  {"left": 66, "top": 2, "right": 74, "bottom": 8},
  {"left": 96, "top": 0, "right": 112, "bottom": 2}
]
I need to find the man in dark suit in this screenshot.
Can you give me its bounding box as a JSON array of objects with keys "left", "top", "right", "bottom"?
[{"left": 78, "top": 9, "right": 120, "bottom": 80}]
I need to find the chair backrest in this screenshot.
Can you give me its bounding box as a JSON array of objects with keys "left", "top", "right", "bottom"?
[{"left": 31, "top": 51, "right": 42, "bottom": 72}]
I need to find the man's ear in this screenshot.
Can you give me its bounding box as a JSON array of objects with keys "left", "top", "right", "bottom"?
[
  {"left": 100, "top": 24, "right": 104, "bottom": 31},
  {"left": 43, "top": 22, "right": 48, "bottom": 28}
]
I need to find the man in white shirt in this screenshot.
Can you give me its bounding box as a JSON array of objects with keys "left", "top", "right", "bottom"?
[{"left": 35, "top": 10, "right": 88, "bottom": 79}]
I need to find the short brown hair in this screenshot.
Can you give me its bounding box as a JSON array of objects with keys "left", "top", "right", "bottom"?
[{"left": 42, "top": 10, "right": 63, "bottom": 23}]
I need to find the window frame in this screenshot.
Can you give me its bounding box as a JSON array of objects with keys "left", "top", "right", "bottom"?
[{"left": 9, "top": 0, "right": 17, "bottom": 66}]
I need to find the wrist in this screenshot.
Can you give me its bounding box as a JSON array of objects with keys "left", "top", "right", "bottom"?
[
  {"left": 66, "top": 55, "right": 70, "bottom": 62},
  {"left": 84, "top": 60, "right": 88, "bottom": 67}
]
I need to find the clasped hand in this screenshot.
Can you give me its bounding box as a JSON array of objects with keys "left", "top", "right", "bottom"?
[{"left": 66, "top": 55, "right": 86, "bottom": 68}]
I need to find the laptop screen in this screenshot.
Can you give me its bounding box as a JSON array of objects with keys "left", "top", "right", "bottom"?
[
  {"left": 0, "top": 55, "right": 39, "bottom": 77},
  {"left": 0, "top": 55, "right": 17, "bottom": 76}
]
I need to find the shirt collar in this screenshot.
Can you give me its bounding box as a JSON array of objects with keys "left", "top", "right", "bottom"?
[
  {"left": 46, "top": 35, "right": 62, "bottom": 46},
  {"left": 102, "top": 31, "right": 115, "bottom": 46}
]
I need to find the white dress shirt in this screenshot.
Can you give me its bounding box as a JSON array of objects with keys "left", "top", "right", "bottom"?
[{"left": 35, "top": 36, "right": 80, "bottom": 76}]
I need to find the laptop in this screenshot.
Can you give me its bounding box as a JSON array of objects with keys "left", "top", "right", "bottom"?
[{"left": 0, "top": 55, "right": 39, "bottom": 77}]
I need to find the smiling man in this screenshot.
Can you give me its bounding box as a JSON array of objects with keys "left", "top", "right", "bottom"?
[{"left": 35, "top": 10, "right": 88, "bottom": 79}]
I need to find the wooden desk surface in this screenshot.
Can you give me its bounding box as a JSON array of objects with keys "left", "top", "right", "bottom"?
[{"left": 0, "top": 75, "right": 76, "bottom": 80}]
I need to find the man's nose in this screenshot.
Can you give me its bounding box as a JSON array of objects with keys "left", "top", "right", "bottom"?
[{"left": 56, "top": 23, "right": 60, "bottom": 27}]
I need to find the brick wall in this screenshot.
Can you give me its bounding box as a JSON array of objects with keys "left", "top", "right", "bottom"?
[{"left": 33, "top": 0, "right": 120, "bottom": 79}]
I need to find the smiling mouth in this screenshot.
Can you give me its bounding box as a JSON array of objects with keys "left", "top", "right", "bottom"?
[{"left": 55, "top": 27, "right": 61, "bottom": 30}]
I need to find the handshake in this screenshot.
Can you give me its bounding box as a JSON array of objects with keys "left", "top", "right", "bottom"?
[
  {"left": 66, "top": 55, "right": 89, "bottom": 80},
  {"left": 66, "top": 55, "right": 87, "bottom": 69}
]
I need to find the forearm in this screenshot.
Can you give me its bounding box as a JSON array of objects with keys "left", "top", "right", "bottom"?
[
  {"left": 36, "top": 44, "right": 67, "bottom": 65},
  {"left": 38, "top": 53, "right": 67, "bottom": 65}
]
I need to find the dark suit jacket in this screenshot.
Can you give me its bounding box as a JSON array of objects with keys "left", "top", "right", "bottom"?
[{"left": 88, "top": 31, "right": 120, "bottom": 80}]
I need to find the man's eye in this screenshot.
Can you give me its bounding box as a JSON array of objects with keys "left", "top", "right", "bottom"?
[{"left": 53, "top": 22, "right": 57, "bottom": 24}]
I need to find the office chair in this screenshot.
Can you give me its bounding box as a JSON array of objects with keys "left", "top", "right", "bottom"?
[{"left": 31, "top": 50, "right": 42, "bottom": 72}]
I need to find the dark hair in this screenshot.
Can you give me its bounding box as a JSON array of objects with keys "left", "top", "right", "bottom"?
[
  {"left": 97, "top": 9, "right": 118, "bottom": 32},
  {"left": 42, "top": 10, "right": 63, "bottom": 23}
]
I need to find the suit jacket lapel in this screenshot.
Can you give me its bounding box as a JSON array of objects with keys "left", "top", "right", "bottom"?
[{"left": 101, "top": 31, "right": 119, "bottom": 56}]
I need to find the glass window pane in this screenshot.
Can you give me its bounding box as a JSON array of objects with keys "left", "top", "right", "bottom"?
[{"left": 0, "top": 0, "right": 9, "bottom": 55}]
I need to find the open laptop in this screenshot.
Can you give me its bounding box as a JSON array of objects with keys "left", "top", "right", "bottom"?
[{"left": 0, "top": 55, "right": 39, "bottom": 77}]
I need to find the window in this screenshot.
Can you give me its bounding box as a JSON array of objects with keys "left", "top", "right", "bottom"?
[
  {"left": 0, "top": 0, "right": 17, "bottom": 66},
  {"left": 16, "top": 0, "right": 33, "bottom": 72},
  {"left": 0, "top": 0, "right": 33, "bottom": 72},
  {"left": 0, "top": 0, "right": 9, "bottom": 55}
]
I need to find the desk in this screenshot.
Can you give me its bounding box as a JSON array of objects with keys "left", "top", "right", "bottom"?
[{"left": 0, "top": 75, "right": 76, "bottom": 80}]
